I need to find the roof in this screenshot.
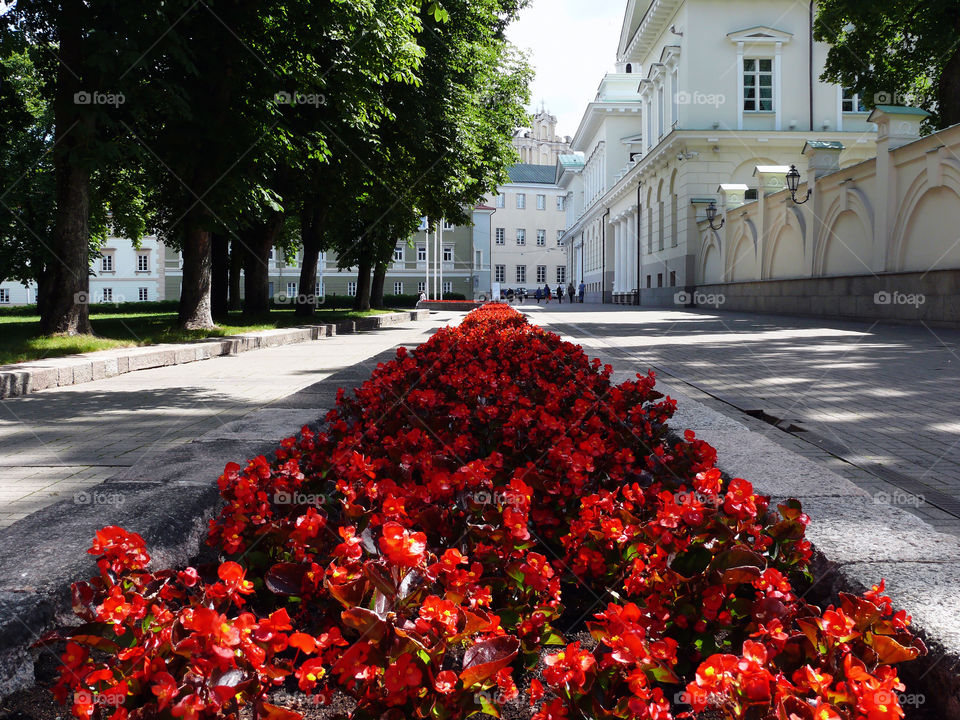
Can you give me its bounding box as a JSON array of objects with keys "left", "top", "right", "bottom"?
[
  {"left": 871, "top": 105, "right": 931, "bottom": 117},
  {"left": 507, "top": 164, "right": 557, "bottom": 185},
  {"left": 804, "top": 140, "right": 845, "bottom": 150},
  {"left": 558, "top": 153, "right": 585, "bottom": 169}
]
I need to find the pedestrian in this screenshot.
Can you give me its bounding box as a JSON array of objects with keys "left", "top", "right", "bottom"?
[
  {"left": 506, "top": 288, "right": 514, "bottom": 303},
  {"left": 544, "top": 284, "right": 551, "bottom": 303},
  {"left": 557, "top": 284, "right": 564, "bottom": 302},
  {"left": 578, "top": 281, "right": 585, "bottom": 303},
  {"left": 535, "top": 287, "right": 542, "bottom": 304},
  {"left": 567, "top": 282, "right": 575, "bottom": 304},
  {"left": 418, "top": 290, "right": 427, "bottom": 303}
]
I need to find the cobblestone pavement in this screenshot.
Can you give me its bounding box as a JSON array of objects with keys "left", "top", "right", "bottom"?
[
  {"left": 525, "top": 302, "right": 960, "bottom": 535},
  {"left": 0, "top": 314, "right": 451, "bottom": 527}
]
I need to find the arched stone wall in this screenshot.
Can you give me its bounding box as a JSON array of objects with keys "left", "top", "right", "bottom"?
[
  {"left": 728, "top": 220, "right": 758, "bottom": 281},
  {"left": 767, "top": 222, "right": 805, "bottom": 278},
  {"left": 701, "top": 233, "right": 723, "bottom": 283}
]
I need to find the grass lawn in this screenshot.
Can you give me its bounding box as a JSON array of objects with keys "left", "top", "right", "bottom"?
[{"left": 0, "top": 302, "right": 397, "bottom": 365}]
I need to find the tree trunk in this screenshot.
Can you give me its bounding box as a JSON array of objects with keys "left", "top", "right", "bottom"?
[
  {"left": 39, "top": 2, "right": 92, "bottom": 336},
  {"left": 228, "top": 237, "right": 243, "bottom": 311},
  {"left": 242, "top": 212, "right": 284, "bottom": 316},
  {"left": 211, "top": 232, "right": 229, "bottom": 318},
  {"left": 370, "top": 261, "right": 387, "bottom": 309},
  {"left": 939, "top": 40, "right": 960, "bottom": 129},
  {"left": 295, "top": 205, "right": 323, "bottom": 318},
  {"left": 354, "top": 257, "right": 372, "bottom": 311},
  {"left": 179, "top": 221, "right": 216, "bottom": 329}
]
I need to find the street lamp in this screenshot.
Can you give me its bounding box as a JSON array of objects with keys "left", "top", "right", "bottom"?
[
  {"left": 705, "top": 201, "right": 724, "bottom": 231},
  {"left": 786, "top": 164, "right": 812, "bottom": 204}
]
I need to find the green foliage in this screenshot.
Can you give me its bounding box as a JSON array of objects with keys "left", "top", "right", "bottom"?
[{"left": 814, "top": 0, "right": 960, "bottom": 128}]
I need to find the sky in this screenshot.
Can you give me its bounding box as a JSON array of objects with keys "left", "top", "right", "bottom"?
[{"left": 506, "top": 0, "right": 627, "bottom": 139}]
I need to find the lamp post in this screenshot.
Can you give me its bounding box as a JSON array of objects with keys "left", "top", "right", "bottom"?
[
  {"left": 786, "top": 164, "right": 812, "bottom": 204},
  {"left": 705, "top": 201, "right": 725, "bottom": 231}
]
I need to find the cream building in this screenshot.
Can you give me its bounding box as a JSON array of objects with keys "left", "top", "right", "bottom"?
[
  {"left": 514, "top": 109, "right": 573, "bottom": 166},
  {"left": 561, "top": 0, "right": 879, "bottom": 305},
  {"left": 486, "top": 164, "right": 570, "bottom": 297}
]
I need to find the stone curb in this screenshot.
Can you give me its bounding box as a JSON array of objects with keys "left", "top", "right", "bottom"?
[{"left": 0, "top": 310, "right": 429, "bottom": 399}]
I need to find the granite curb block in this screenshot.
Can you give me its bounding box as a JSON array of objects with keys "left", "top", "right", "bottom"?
[{"left": 0, "top": 310, "right": 429, "bottom": 399}]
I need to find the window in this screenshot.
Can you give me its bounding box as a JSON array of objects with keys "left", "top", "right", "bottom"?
[
  {"left": 394, "top": 247, "right": 404, "bottom": 262},
  {"left": 475, "top": 250, "right": 482, "bottom": 267},
  {"left": 417, "top": 245, "right": 427, "bottom": 261},
  {"left": 536, "top": 194, "right": 546, "bottom": 210},
  {"left": 557, "top": 230, "right": 564, "bottom": 246},
  {"left": 443, "top": 281, "right": 452, "bottom": 294},
  {"left": 102, "top": 288, "right": 113, "bottom": 302},
  {"left": 743, "top": 58, "right": 773, "bottom": 111},
  {"left": 496, "top": 193, "right": 505, "bottom": 208},
  {"left": 418, "top": 281, "right": 426, "bottom": 293},
  {"left": 101, "top": 254, "right": 114, "bottom": 272},
  {"left": 136, "top": 253, "right": 149, "bottom": 272},
  {"left": 495, "top": 228, "right": 505, "bottom": 245},
  {"left": 347, "top": 282, "right": 357, "bottom": 296},
  {"left": 670, "top": 271, "right": 677, "bottom": 287},
  {"left": 537, "top": 265, "right": 547, "bottom": 283},
  {"left": 516, "top": 265, "right": 526, "bottom": 283},
  {"left": 394, "top": 282, "right": 403, "bottom": 295},
  {"left": 556, "top": 196, "right": 565, "bottom": 211},
  {"left": 495, "top": 264, "right": 506, "bottom": 283},
  {"left": 443, "top": 246, "right": 453, "bottom": 262},
  {"left": 556, "top": 266, "right": 566, "bottom": 284},
  {"left": 287, "top": 282, "right": 297, "bottom": 298},
  {"left": 646, "top": 275, "right": 652, "bottom": 288},
  {"left": 657, "top": 273, "right": 663, "bottom": 288},
  {"left": 443, "top": 220, "right": 455, "bottom": 230},
  {"left": 516, "top": 193, "right": 526, "bottom": 209},
  {"left": 842, "top": 88, "right": 866, "bottom": 113},
  {"left": 516, "top": 229, "right": 526, "bottom": 246},
  {"left": 536, "top": 229, "right": 546, "bottom": 247},
  {"left": 0, "top": 288, "right": 9, "bottom": 303}
]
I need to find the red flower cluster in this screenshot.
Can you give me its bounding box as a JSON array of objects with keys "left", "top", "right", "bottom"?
[{"left": 48, "top": 305, "right": 923, "bottom": 720}]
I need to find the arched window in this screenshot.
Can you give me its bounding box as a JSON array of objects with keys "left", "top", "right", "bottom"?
[{"left": 625, "top": 63, "right": 632, "bottom": 73}]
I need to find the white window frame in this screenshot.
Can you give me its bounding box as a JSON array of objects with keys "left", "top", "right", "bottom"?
[
  {"left": 286, "top": 282, "right": 297, "bottom": 297},
  {"left": 102, "top": 288, "right": 113, "bottom": 302},
  {"left": 494, "top": 264, "right": 506, "bottom": 283},
  {"left": 516, "top": 193, "right": 526, "bottom": 209},
  {"left": 536, "top": 265, "right": 547, "bottom": 283},
  {"left": 536, "top": 229, "right": 546, "bottom": 247},
  {"left": 442, "top": 281, "right": 452, "bottom": 294},
  {"left": 136, "top": 253, "right": 149, "bottom": 272},
  {"left": 495, "top": 228, "right": 505, "bottom": 245},
  {"left": 556, "top": 266, "right": 566, "bottom": 284},
  {"left": 442, "top": 246, "right": 453, "bottom": 262},
  {"left": 556, "top": 195, "right": 565, "bottom": 211},
  {"left": 496, "top": 193, "right": 505, "bottom": 208},
  {"left": 394, "top": 247, "right": 404, "bottom": 262},
  {"left": 516, "top": 229, "right": 526, "bottom": 246},
  {"left": 743, "top": 57, "right": 774, "bottom": 113},
  {"left": 101, "top": 254, "right": 114, "bottom": 272},
  {"left": 536, "top": 194, "right": 546, "bottom": 210},
  {"left": 0, "top": 288, "right": 10, "bottom": 303},
  {"left": 729, "top": 30, "right": 789, "bottom": 131},
  {"left": 394, "top": 281, "right": 403, "bottom": 295},
  {"left": 516, "top": 265, "right": 526, "bottom": 283},
  {"left": 417, "top": 245, "right": 427, "bottom": 261},
  {"left": 347, "top": 282, "right": 357, "bottom": 296}
]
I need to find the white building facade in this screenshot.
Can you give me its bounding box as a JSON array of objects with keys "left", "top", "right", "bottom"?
[
  {"left": 561, "top": 0, "right": 878, "bottom": 305},
  {"left": 0, "top": 235, "right": 166, "bottom": 306},
  {"left": 486, "top": 164, "right": 570, "bottom": 296}
]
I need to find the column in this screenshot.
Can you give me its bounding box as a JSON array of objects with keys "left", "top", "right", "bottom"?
[{"left": 614, "top": 221, "right": 623, "bottom": 293}]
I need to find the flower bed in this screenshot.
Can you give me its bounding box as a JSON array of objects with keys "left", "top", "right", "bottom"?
[{"left": 41, "top": 304, "right": 925, "bottom": 720}]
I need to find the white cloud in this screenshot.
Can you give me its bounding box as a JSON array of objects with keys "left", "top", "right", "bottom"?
[{"left": 507, "top": 0, "right": 626, "bottom": 139}]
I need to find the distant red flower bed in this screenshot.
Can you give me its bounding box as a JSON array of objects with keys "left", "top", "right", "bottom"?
[{"left": 43, "top": 303, "right": 924, "bottom": 720}]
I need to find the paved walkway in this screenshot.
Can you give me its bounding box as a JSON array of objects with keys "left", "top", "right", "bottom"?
[
  {"left": 525, "top": 302, "right": 960, "bottom": 535},
  {"left": 0, "top": 314, "right": 452, "bottom": 528}
]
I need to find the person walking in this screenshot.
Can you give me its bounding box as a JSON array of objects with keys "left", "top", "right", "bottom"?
[
  {"left": 544, "top": 284, "right": 552, "bottom": 303},
  {"left": 535, "top": 287, "right": 542, "bottom": 304},
  {"left": 556, "top": 284, "right": 564, "bottom": 302},
  {"left": 578, "top": 281, "right": 585, "bottom": 303},
  {"left": 567, "top": 282, "right": 575, "bottom": 304}
]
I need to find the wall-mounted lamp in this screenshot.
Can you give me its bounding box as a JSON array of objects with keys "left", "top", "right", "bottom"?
[
  {"left": 786, "top": 164, "right": 812, "bottom": 204},
  {"left": 705, "top": 201, "right": 724, "bottom": 230}
]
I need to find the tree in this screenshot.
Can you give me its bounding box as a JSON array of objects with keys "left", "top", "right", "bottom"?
[{"left": 815, "top": 1, "right": 960, "bottom": 128}]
